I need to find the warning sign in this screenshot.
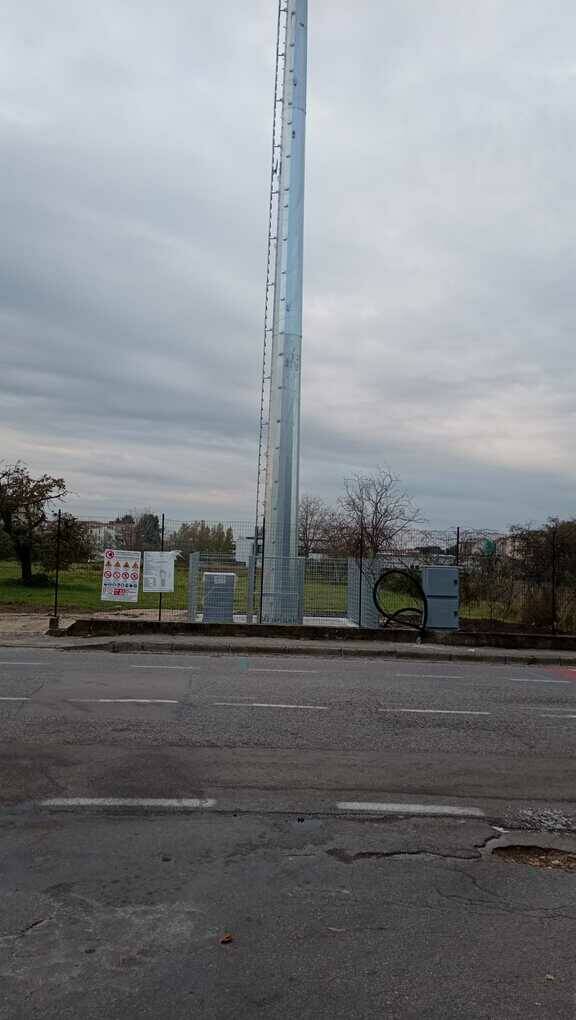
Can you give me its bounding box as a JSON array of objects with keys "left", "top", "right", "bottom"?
[{"left": 101, "top": 549, "right": 141, "bottom": 603}]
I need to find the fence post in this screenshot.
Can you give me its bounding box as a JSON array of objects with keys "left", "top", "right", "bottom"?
[
  {"left": 187, "top": 552, "right": 200, "bottom": 622},
  {"left": 158, "top": 512, "right": 165, "bottom": 623},
  {"left": 358, "top": 515, "right": 364, "bottom": 629},
  {"left": 246, "top": 547, "right": 256, "bottom": 624},
  {"left": 455, "top": 526, "right": 460, "bottom": 566},
  {"left": 551, "top": 524, "right": 558, "bottom": 635},
  {"left": 51, "top": 509, "right": 62, "bottom": 627},
  {"left": 258, "top": 520, "right": 266, "bottom": 624}
]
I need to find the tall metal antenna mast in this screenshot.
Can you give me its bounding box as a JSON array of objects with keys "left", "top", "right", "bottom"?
[{"left": 256, "top": 0, "right": 308, "bottom": 623}]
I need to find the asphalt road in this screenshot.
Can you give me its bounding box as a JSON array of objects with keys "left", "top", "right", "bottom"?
[{"left": 1, "top": 649, "right": 576, "bottom": 1018}]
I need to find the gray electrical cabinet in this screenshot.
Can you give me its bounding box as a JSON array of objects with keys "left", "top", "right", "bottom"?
[
  {"left": 422, "top": 566, "right": 459, "bottom": 630},
  {"left": 202, "top": 572, "right": 236, "bottom": 624}
]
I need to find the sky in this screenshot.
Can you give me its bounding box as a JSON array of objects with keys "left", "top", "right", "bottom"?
[{"left": 1, "top": 0, "right": 575, "bottom": 531}]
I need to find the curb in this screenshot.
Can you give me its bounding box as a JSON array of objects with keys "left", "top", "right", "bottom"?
[{"left": 54, "top": 639, "right": 576, "bottom": 666}]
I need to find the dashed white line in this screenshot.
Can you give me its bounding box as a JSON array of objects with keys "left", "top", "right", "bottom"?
[
  {"left": 213, "top": 702, "right": 329, "bottom": 710},
  {"left": 40, "top": 798, "right": 216, "bottom": 810},
  {"left": 512, "top": 679, "right": 571, "bottom": 685},
  {"left": 538, "top": 713, "right": 576, "bottom": 720},
  {"left": 0, "top": 696, "right": 30, "bottom": 701},
  {"left": 378, "top": 708, "right": 490, "bottom": 716},
  {"left": 337, "top": 801, "right": 485, "bottom": 818},
  {"left": 0, "top": 662, "right": 47, "bottom": 666},
  {"left": 130, "top": 665, "right": 200, "bottom": 671},
  {"left": 247, "top": 669, "right": 321, "bottom": 674},
  {"left": 394, "top": 674, "right": 465, "bottom": 679},
  {"left": 69, "top": 698, "right": 179, "bottom": 705}
]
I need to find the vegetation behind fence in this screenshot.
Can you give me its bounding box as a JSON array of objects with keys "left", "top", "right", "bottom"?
[{"left": 0, "top": 510, "right": 574, "bottom": 633}]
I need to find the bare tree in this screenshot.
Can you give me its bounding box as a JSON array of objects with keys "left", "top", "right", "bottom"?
[
  {"left": 336, "top": 467, "right": 423, "bottom": 558},
  {"left": 298, "top": 495, "right": 329, "bottom": 558},
  {"left": 0, "top": 462, "right": 67, "bottom": 583},
  {"left": 318, "top": 508, "right": 353, "bottom": 559}
]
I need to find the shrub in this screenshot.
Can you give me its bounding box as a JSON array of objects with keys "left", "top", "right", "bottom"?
[{"left": 520, "top": 590, "right": 555, "bottom": 630}]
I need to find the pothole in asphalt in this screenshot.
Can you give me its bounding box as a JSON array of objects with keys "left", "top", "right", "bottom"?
[
  {"left": 485, "top": 831, "right": 576, "bottom": 872},
  {"left": 492, "top": 846, "right": 576, "bottom": 871}
]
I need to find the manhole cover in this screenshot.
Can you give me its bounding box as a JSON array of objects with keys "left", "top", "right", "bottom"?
[{"left": 493, "top": 846, "right": 576, "bottom": 871}]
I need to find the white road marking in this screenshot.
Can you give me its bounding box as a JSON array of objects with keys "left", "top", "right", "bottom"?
[
  {"left": 247, "top": 669, "right": 320, "bottom": 674},
  {"left": 394, "top": 674, "right": 465, "bottom": 679},
  {"left": 512, "top": 679, "right": 571, "bottom": 684},
  {"left": 0, "top": 661, "right": 47, "bottom": 666},
  {"left": 0, "top": 696, "right": 30, "bottom": 701},
  {"left": 130, "top": 665, "right": 200, "bottom": 671},
  {"left": 337, "top": 801, "right": 485, "bottom": 818},
  {"left": 69, "top": 698, "right": 179, "bottom": 705},
  {"left": 40, "top": 798, "right": 216, "bottom": 810},
  {"left": 378, "top": 708, "right": 490, "bottom": 716},
  {"left": 538, "top": 713, "right": 576, "bottom": 719},
  {"left": 213, "top": 702, "right": 329, "bottom": 710}
]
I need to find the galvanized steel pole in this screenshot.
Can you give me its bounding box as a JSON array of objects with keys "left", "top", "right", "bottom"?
[{"left": 261, "top": 0, "right": 308, "bottom": 623}]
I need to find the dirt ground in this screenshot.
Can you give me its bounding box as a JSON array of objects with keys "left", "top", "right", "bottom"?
[
  {"left": 0, "top": 613, "right": 71, "bottom": 641},
  {"left": 0, "top": 610, "right": 187, "bottom": 642}
]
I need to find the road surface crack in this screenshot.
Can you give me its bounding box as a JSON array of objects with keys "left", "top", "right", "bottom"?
[
  {"left": 434, "top": 870, "right": 576, "bottom": 921},
  {"left": 0, "top": 917, "right": 50, "bottom": 940},
  {"left": 326, "top": 848, "right": 480, "bottom": 864}
]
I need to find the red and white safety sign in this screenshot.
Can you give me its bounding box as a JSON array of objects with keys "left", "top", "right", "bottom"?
[{"left": 101, "top": 549, "right": 141, "bottom": 603}]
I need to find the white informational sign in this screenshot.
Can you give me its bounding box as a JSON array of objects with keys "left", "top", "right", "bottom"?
[
  {"left": 143, "top": 551, "right": 177, "bottom": 593},
  {"left": 101, "top": 549, "right": 142, "bottom": 603}
]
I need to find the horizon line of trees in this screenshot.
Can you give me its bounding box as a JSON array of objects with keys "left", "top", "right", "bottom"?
[{"left": 1, "top": 462, "right": 574, "bottom": 588}]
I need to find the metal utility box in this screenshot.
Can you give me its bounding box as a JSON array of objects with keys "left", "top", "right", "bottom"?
[
  {"left": 425, "top": 597, "right": 459, "bottom": 630},
  {"left": 202, "top": 572, "right": 236, "bottom": 624},
  {"left": 422, "top": 566, "right": 459, "bottom": 630}
]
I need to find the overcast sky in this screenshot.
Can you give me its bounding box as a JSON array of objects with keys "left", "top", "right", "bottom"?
[{"left": 1, "top": 1, "right": 575, "bottom": 530}]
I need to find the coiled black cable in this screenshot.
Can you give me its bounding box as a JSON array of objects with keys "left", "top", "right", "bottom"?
[{"left": 372, "top": 568, "right": 428, "bottom": 637}]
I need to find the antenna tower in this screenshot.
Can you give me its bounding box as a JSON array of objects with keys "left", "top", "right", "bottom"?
[{"left": 255, "top": 0, "right": 308, "bottom": 623}]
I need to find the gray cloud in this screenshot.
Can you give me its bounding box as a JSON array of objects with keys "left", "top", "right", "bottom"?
[{"left": 1, "top": 0, "right": 575, "bottom": 529}]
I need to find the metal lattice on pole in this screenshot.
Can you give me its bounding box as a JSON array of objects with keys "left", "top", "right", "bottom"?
[{"left": 255, "top": 1, "right": 290, "bottom": 541}]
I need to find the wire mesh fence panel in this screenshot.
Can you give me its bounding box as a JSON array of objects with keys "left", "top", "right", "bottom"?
[
  {"left": 260, "top": 557, "right": 305, "bottom": 624},
  {"left": 55, "top": 518, "right": 154, "bottom": 615},
  {"left": 45, "top": 516, "right": 256, "bottom": 620},
  {"left": 77, "top": 518, "right": 165, "bottom": 615},
  {"left": 187, "top": 556, "right": 251, "bottom": 622},
  {"left": 8, "top": 511, "right": 572, "bottom": 635},
  {"left": 455, "top": 526, "right": 576, "bottom": 633},
  {"left": 160, "top": 521, "right": 253, "bottom": 621},
  {"left": 457, "top": 532, "right": 521, "bottom": 630},
  {"left": 303, "top": 559, "right": 348, "bottom": 621},
  {"left": 556, "top": 525, "right": 576, "bottom": 633}
]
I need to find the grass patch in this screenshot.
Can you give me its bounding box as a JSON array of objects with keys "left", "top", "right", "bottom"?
[
  {"left": 0, "top": 560, "right": 350, "bottom": 617},
  {"left": 0, "top": 559, "right": 552, "bottom": 627}
]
